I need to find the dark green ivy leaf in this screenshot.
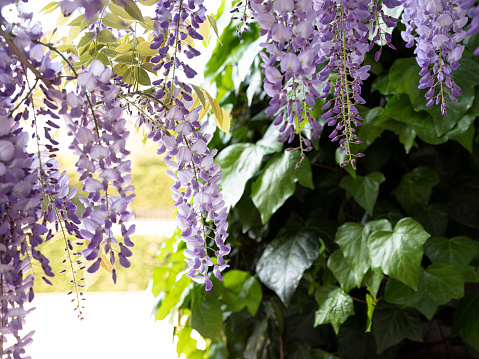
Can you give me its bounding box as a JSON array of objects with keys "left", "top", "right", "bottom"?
[
  {"left": 222, "top": 270, "right": 262, "bottom": 316},
  {"left": 368, "top": 218, "right": 430, "bottom": 290},
  {"left": 252, "top": 151, "right": 314, "bottom": 223},
  {"left": 452, "top": 293, "right": 479, "bottom": 351},
  {"left": 256, "top": 214, "right": 322, "bottom": 305},
  {"left": 424, "top": 236, "right": 478, "bottom": 273},
  {"left": 393, "top": 166, "right": 440, "bottom": 213},
  {"left": 314, "top": 286, "right": 355, "bottom": 334},
  {"left": 340, "top": 172, "right": 386, "bottom": 214},
  {"left": 191, "top": 291, "right": 223, "bottom": 341},
  {"left": 372, "top": 302, "right": 423, "bottom": 354},
  {"left": 327, "top": 251, "right": 357, "bottom": 292}
]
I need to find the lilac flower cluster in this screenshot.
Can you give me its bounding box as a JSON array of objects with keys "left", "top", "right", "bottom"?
[
  {"left": 314, "top": 0, "right": 376, "bottom": 169},
  {"left": 0, "top": 115, "right": 53, "bottom": 359},
  {"left": 144, "top": 0, "right": 230, "bottom": 290},
  {"left": 59, "top": 0, "right": 104, "bottom": 19},
  {"left": 251, "top": 0, "right": 322, "bottom": 167},
  {"left": 401, "top": 0, "right": 468, "bottom": 115},
  {"left": 250, "top": 0, "right": 402, "bottom": 168},
  {"left": 57, "top": 60, "right": 136, "bottom": 282}
]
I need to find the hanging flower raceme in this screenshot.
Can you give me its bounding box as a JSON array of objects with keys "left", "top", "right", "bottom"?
[
  {"left": 145, "top": 0, "right": 230, "bottom": 290},
  {"left": 0, "top": 115, "right": 53, "bottom": 359},
  {"left": 56, "top": 60, "right": 136, "bottom": 283},
  {"left": 312, "top": 0, "right": 376, "bottom": 169},
  {"left": 401, "top": 0, "right": 468, "bottom": 115},
  {"left": 251, "top": 0, "right": 322, "bottom": 167}
]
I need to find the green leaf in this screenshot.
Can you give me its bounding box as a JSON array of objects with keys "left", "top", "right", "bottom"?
[
  {"left": 78, "top": 32, "right": 94, "bottom": 48},
  {"left": 340, "top": 172, "right": 385, "bottom": 214},
  {"left": 256, "top": 214, "right": 322, "bottom": 305},
  {"left": 102, "top": 13, "right": 133, "bottom": 30},
  {"left": 109, "top": 2, "right": 136, "bottom": 21},
  {"left": 424, "top": 236, "right": 478, "bottom": 273},
  {"left": 252, "top": 151, "right": 313, "bottom": 223},
  {"left": 415, "top": 297, "right": 439, "bottom": 320},
  {"left": 335, "top": 220, "right": 391, "bottom": 286},
  {"left": 222, "top": 270, "right": 262, "bottom": 316},
  {"left": 191, "top": 291, "right": 223, "bottom": 341},
  {"left": 412, "top": 203, "right": 448, "bottom": 237},
  {"left": 112, "top": 0, "right": 144, "bottom": 21},
  {"left": 97, "top": 29, "right": 117, "bottom": 43},
  {"left": 176, "top": 327, "right": 196, "bottom": 358},
  {"left": 244, "top": 318, "right": 268, "bottom": 358},
  {"left": 137, "top": 67, "right": 151, "bottom": 86},
  {"left": 422, "top": 263, "right": 464, "bottom": 305},
  {"left": 41, "top": 2, "right": 60, "bottom": 14},
  {"left": 368, "top": 218, "right": 430, "bottom": 290},
  {"left": 216, "top": 144, "right": 265, "bottom": 207},
  {"left": 452, "top": 293, "right": 479, "bottom": 351},
  {"left": 256, "top": 122, "right": 284, "bottom": 154},
  {"left": 314, "top": 286, "right": 355, "bottom": 334},
  {"left": 311, "top": 348, "right": 341, "bottom": 359},
  {"left": 385, "top": 264, "right": 463, "bottom": 308},
  {"left": 392, "top": 166, "right": 440, "bottom": 213},
  {"left": 327, "top": 250, "right": 357, "bottom": 292},
  {"left": 136, "top": 41, "right": 158, "bottom": 56},
  {"left": 372, "top": 302, "right": 423, "bottom": 354},
  {"left": 363, "top": 268, "right": 384, "bottom": 297},
  {"left": 155, "top": 274, "right": 191, "bottom": 320}
]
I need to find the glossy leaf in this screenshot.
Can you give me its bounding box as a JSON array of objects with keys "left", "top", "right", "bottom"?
[
  {"left": 335, "top": 220, "right": 391, "bottom": 286},
  {"left": 191, "top": 291, "right": 223, "bottom": 341},
  {"left": 252, "top": 151, "right": 314, "bottom": 223},
  {"left": 368, "top": 218, "right": 430, "bottom": 290},
  {"left": 256, "top": 214, "right": 322, "bottom": 305},
  {"left": 222, "top": 270, "right": 262, "bottom": 316},
  {"left": 424, "top": 236, "right": 478, "bottom": 273},
  {"left": 216, "top": 144, "right": 265, "bottom": 207},
  {"left": 327, "top": 250, "right": 357, "bottom": 292},
  {"left": 372, "top": 302, "right": 423, "bottom": 354},
  {"left": 340, "top": 172, "right": 385, "bottom": 214},
  {"left": 314, "top": 286, "right": 355, "bottom": 334}
]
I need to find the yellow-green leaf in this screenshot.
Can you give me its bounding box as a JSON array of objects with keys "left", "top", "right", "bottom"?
[
  {"left": 138, "top": 0, "right": 160, "bottom": 5},
  {"left": 96, "top": 52, "right": 110, "bottom": 66},
  {"left": 57, "top": 13, "right": 72, "bottom": 26},
  {"left": 191, "top": 84, "right": 206, "bottom": 108},
  {"left": 102, "top": 13, "right": 133, "bottom": 30},
  {"left": 97, "top": 29, "right": 117, "bottom": 43},
  {"left": 100, "top": 255, "right": 113, "bottom": 273},
  {"left": 114, "top": 54, "right": 138, "bottom": 64},
  {"left": 109, "top": 2, "right": 136, "bottom": 21},
  {"left": 137, "top": 67, "right": 151, "bottom": 86},
  {"left": 198, "top": 18, "right": 210, "bottom": 46},
  {"left": 219, "top": 108, "right": 231, "bottom": 134},
  {"left": 84, "top": 266, "right": 102, "bottom": 291},
  {"left": 141, "top": 62, "right": 157, "bottom": 74},
  {"left": 207, "top": 15, "right": 222, "bottom": 45},
  {"left": 78, "top": 32, "right": 95, "bottom": 48},
  {"left": 115, "top": 43, "right": 133, "bottom": 53},
  {"left": 67, "top": 26, "right": 81, "bottom": 43},
  {"left": 120, "top": 0, "right": 144, "bottom": 21},
  {"left": 41, "top": 2, "right": 60, "bottom": 14},
  {"left": 137, "top": 41, "right": 158, "bottom": 56},
  {"left": 139, "top": 16, "right": 155, "bottom": 30}
]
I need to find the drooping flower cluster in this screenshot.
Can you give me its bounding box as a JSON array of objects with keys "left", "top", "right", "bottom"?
[
  {"left": 401, "top": 0, "right": 469, "bottom": 115},
  {"left": 56, "top": 60, "right": 136, "bottom": 282},
  {"left": 0, "top": 115, "right": 53, "bottom": 359},
  {"left": 0, "top": 3, "right": 136, "bottom": 355},
  {"left": 143, "top": 0, "right": 230, "bottom": 289},
  {"left": 462, "top": 0, "right": 479, "bottom": 54},
  {"left": 251, "top": 0, "right": 322, "bottom": 167},
  {"left": 250, "top": 0, "right": 401, "bottom": 168}
]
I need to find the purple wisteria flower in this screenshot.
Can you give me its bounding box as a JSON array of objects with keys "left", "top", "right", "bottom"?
[
  {"left": 137, "top": 0, "right": 231, "bottom": 290},
  {"left": 401, "top": 0, "right": 468, "bottom": 115},
  {"left": 251, "top": 0, "right": 322, "bottom": 167},
  {"left": 54, "top": 59, "right": 136, "bottom": 283},
  {"left": 0, "top": 115, "right": 53, "bottom": 359}
]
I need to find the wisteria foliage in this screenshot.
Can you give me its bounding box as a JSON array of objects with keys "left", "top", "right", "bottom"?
[{"left": 0, "top": 0, "right": 479, "bottom": 357}]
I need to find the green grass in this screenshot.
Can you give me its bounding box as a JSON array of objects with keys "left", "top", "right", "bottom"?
[{"left": 33, "top": 235, "right": 166, "bottom": 293}]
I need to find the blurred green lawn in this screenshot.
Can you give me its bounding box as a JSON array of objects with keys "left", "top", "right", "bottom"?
[{"left": 34, "top": 235, "right": 165, "bottom": 293}]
